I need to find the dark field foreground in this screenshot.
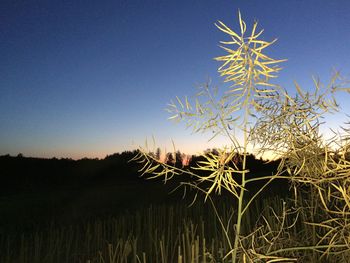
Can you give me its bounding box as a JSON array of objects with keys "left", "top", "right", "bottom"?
[{"left": 0, "top": 152, "right": 296, "bottom": 263}]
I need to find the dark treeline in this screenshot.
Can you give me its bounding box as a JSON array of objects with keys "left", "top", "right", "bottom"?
[
  {"left": 0, "top": 149, "right": 287, "bottom": 198},
  {"left": 0, "top": 150, "right": 141, "bottom": 195}
]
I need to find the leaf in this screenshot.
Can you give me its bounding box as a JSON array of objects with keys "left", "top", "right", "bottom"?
[
  {"left": 238, "top": 10, "right": 246, "bottom": 35},
  {"left": 168, "top": 114, "right": 179, "bottom": 120},
  {"left": 250, "top": 21, "right": 258, "bottom": 40},
  {"left": 215, "top": 21, "right": 241, "bottom": 39},
  {"left": 255, "top": 82, "right": 278, "bottom": 88},
  {"left": 176, "top": 96, "right": 184, "bottom": 109},
  {"left": 185, "top": 96, "right": 192, "bottom": 110}
]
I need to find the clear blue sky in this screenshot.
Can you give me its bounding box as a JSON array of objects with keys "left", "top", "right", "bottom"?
[{"left": 1, "top": 0, "right": 350, "bottom": 159}]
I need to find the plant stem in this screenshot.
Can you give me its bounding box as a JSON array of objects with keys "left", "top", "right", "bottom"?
[{"left": 232, "top": 106, "right": 250, "bottom": 263}]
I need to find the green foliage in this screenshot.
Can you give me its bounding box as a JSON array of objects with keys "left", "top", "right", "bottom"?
[{"left": 135, "top": 10, "right": 350, "bottom": 262}]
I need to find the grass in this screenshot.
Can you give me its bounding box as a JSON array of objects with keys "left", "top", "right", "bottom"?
[
  {"left": 1, "top": 192, "right": 336, "bottom": 263},
  {"left": 0, "top": 200, "right": 222, "bottom": 262},
  {"left": 0, "top": 194, "right": 269, "bottom": 263},
  {"left": 1, "top": 175, "right": 349, "bottom": 262}
]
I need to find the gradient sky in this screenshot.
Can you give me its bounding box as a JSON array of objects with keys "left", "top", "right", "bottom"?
[{"left": 1, "top": 0, "right": 350, "bottom": 159}]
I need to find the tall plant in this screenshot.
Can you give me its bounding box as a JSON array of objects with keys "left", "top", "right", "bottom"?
[{"left": 134, "top": 11, "right": 350, "bottom": 262}]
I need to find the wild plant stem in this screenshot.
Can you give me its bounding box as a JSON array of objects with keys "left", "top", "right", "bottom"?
[
  {"left": 232, "top": 178, "right": 245, "bottom": 263},
  {"left": 232, "top": 107, "right": 249, "bottom": 263}
]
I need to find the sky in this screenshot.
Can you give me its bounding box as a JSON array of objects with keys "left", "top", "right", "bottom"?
[{"left": 1, "top": 0, "right": 350, "bottom": 159}]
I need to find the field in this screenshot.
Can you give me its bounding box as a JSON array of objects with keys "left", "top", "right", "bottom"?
[
  {"left": 0, "top": 154, "right": 287, "bottom": 263},
  {"left": 1, "top": 154, "right": 349, "bottom": 262},
  {"left": 0, "top": 182, "right": 288, "bottom": 263}
]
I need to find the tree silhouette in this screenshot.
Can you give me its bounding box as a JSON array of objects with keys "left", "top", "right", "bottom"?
[
  {"left": 165, "top": 152, "right": 175, "bottom": 165},
  {"left": 155, "top": 147, "right": 161, "bottom": 161}
]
